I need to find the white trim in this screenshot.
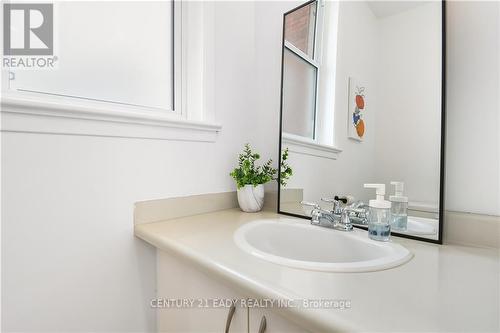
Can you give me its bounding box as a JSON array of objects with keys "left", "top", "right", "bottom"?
[
  {"left": 202, "top": 1, "right": 216, "bottom": 123},
  {"left": 314, "top": 0, "right": 325, "bottom": 65},
  {"left": 180, "top": 0, "right": 215, "bottom": 122},
  {"left": 1, "top": 93, "right": 221, "bottom": 142},
  {"left": 173, "top": 0, "right": 183, "bottom": 116},
  {"left": 284, "top": 41, "right": 319, "bottom": 68},
  {"left": 282, "top": 132, "right": 342, "bottom": 160},
  {"left": 312, "top": 0, "right": 323, "bottom": 141}
]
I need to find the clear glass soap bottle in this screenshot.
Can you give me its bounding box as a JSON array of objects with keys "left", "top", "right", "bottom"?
[
  {"left": 364, "top": 184, "right": 391, "bottom": 241},
  {"left": 390, "top": 181, "right": 408, "bottom": 231}
]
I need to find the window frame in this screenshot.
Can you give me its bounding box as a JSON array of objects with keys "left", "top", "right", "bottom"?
[
  {"left": 280, "top": 0, "right": 342, "bottom": 160},
  {"left": 283, "top": 0, "right": 323, "bottom": 141},
  {"left": 0, "top": 1, "right": 221, "bottom": 142}
]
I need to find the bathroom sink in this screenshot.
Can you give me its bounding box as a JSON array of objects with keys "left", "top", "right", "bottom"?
[{"left": 234, "top": 219, "right": 412, "bottom": 272}]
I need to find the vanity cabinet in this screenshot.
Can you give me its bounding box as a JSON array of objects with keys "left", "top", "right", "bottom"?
[
  {"left": 157, "top": 250, "right": 309, "bottom": 333},
  {"left": 157, "top": 251, "right": 247, "bottom": 332}
]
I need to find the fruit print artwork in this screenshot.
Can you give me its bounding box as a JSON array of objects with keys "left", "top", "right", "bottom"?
[
  {"left": 355, "top": 91, "right": 365, "bottom": 109},
  {"left": 348, "top": 78, "right": 366, "bottom": 141},
  {"left": 353, "top": 86, "right": 365, "bottom": 138}
]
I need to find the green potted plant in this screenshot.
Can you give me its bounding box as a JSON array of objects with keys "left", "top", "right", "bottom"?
[{"left": 230, "top": 144, "right": 292, "bottom": 212}]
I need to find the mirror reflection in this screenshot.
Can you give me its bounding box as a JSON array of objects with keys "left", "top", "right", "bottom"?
[{"left": 279, "top": 0, "right": 443, "bottom": 241}]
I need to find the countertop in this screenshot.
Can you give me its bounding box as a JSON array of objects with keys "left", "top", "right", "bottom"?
[{"left": 135, "top": 209, "right": 500, "bottom": 332}]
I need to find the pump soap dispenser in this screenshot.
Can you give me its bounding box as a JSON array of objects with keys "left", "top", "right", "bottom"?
[
  {"left": 364, "top": 184, "right": 391, "bottom": 241},
  {"left": 390, "top": 181, "right": 408, "bottom": 231}
]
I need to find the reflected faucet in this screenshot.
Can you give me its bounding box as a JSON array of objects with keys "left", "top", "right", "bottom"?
[
  {"left": 344, "top": 201, "right": 369, "bottom": 226},
  {"left": 301, "top": 196, "right": 368, "bottom": 231}
]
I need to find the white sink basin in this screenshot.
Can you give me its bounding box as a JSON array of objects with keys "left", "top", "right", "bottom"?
[{"left": 234, "top": 219, "right": 412, "bottom": 272}]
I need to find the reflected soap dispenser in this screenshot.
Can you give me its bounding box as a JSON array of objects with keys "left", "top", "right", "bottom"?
[
  {"left": 389, "top": 181, "right": 408, "bottom": 231},
  {"left": 364, "top": 184, "right": 391, "bottom": 241}
]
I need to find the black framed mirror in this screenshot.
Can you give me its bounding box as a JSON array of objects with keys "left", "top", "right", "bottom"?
[{"left": 277, "top": 0, "right": 446, "bottom": 244}]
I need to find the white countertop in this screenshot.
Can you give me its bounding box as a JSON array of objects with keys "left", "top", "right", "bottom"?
[{"left": 135, "top": 209, "right": 500, "bottom": 332}]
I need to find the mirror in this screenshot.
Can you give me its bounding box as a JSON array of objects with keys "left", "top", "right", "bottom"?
[{"left": 278, "top": 0, "right": 445, "bottom": 243}]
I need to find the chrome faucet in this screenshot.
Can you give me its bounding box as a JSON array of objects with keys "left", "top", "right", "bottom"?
[
  {"left": 344, "top": 201, "right": 369, "bottom": 226},
  {"left": 301, "top": 196, "right": 368, "bottom": 231}
]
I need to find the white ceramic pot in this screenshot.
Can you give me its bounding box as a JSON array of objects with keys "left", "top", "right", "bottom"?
[{"left": 237, "top": 184, "right": 265, "bottom": 213}]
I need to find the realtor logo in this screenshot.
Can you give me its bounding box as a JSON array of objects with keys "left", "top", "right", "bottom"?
[{"left": 3, "top": 3, "right": 53, "bottom": 55}]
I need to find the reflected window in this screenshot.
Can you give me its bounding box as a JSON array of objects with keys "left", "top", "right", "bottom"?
[
  {"left": 283, "top": 0, "right": 320, "bottom": 139},
  {"left": 282, "top": 48, "right": 317, "bottom": 139}
]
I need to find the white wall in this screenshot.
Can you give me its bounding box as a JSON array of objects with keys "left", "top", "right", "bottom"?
[
  {"left": 374, "top": 2, "right": 442, "bottom": 206},
  {"left": 446, "top": 1, "right": 500, "bottom": 215},
  {"left": 1, "top": 2, "right": 276, "bottom": 331}
]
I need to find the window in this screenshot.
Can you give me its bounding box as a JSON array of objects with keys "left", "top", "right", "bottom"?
[
  {"left": 282, "top": 48, "right": 317, "bottom": 138},
  {"left": 8, "top": 1, "right": 178, "bottom": 111},
  {"left": 2, "top": 1, "right": 220, "bottom": 141},
  {"left": 282, "top": 0, "right": 320, "bottom": 140},
  {"left": 281, "top": 0, "right": 341, "bottom": 159},
  {"left": 284, "top": 2, "right": 317, "bottom": 58}
]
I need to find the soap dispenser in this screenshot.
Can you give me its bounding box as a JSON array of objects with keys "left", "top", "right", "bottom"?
[
  {"left": 389, "top": 181, "right": 408, "bottom": 231},
  {"left": 364, "top": 184, "right": 391, "bottom": 241}
]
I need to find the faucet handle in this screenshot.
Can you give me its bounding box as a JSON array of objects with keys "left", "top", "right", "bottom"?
[
  {"left": 300, "top": 201, "right": 322, "bottom": 225},
  {"left": 300, "top": 201, "right": 320, "bottom": 209},
  {"left": 334, "top": 195, "right": 355, "bottom": 204},
  {"left": 321, "top": 197, "right": 342, "bottom": 214}
]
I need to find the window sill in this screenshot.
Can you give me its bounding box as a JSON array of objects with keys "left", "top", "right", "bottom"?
[
  {"left": 282, "top": 132, "right": 342, "bottom": 160},
  {"left": 0, "top": 92, "right": 222, "bottom": 142}
]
